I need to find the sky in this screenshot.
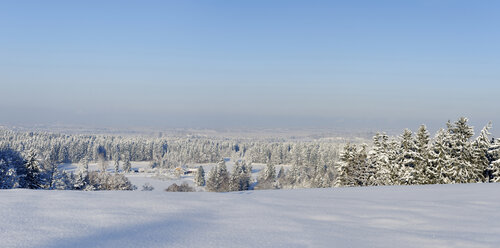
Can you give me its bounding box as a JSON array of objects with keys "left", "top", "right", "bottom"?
[{"left": 1, "top": 0, "right": 499, "bottom": 135}]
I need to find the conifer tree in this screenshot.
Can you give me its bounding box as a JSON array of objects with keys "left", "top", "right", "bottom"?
[
  {"left": 206, "top": 160, "right": 230, "bottom": 192},
  {"left": 25, "top": 150, "right": 41, "bottom": 189},
  {"left": 471, "top": 123, "right": 492, "bottom": 182},
  {"left": 239, "top": 161, "right": 252, "bottom": 191},
  {"left": 446, "top": 117, "right": 482, "bottom": 183},
  {"left": 123, "top": 157, "right": 132, "bottom": 173},
  {"left": 276, "top": 166, "right": 286, "bottom": 188},
  {"left": 74, "top": 158, "right": 90, "bottom": 190},
  {"left": 216, "top": 161, "right": 230, "bottom": 192},
  {"left": 256, "top": 163, "right": 277, "bottom": 189},
  {"left": 114, "top": 157, "right": 120, "bottom": 173},
  {"left": 397, "top": 129, "right": 418, "bottom": 185},
  {"left": 414, "top": 125, "right": 431, "bottom": 184},
  {"left": 263, "top": 163, "right": 276, "bottom": 182},
  {"left": 195, "top": 166, "right": 205, "bottom": 186},
  {"left": 206, "top": 166, "right": 218, "bottom": 192},
  {"left": 335, "top": 144, "right": 369, "bottom": 187},
  {"left": 0, "top": 148, "right": 25, "bottom": 189},
  {"left": 429, "top": 129, "right": 453, "bottom": 184},
  {"left": 371, "top": 133, "right": 398, "bottom": 185},
  {"left": 488, "top": 139, "right": 500, "bottom": 182},
  {"left": 229, "top": 163, "right": 242, "bottom": 191}
]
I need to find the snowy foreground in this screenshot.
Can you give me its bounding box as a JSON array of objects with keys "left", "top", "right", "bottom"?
[{"left": 2, "top": 184, "right": 500, "bottom": 248}]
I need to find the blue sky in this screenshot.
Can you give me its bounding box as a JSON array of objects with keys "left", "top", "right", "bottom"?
[{"left": 1, "top": 0, "right": 499, "bottom": 134}]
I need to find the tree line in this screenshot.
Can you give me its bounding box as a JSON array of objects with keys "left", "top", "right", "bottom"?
[
  {"left": 335, "top": 117, "right": 500, "bottom": 186},
  {"left": 0, "top": 148, "right": 134, "bottom": 190},
  {"left": 196, "top": 117, "right": 500, "bottom": 192},
  {"left": 2, "top": 117, "right": 499, "bottom": 192}
]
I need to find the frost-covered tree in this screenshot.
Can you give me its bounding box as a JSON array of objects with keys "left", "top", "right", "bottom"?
[
  {"left": 414, "top": 125, "right": 431, "bottom": 184},
  {"left": 237, "top": 161, "right": 252, "bottom": 191},
  {"left": 205, "top": 166, "right": 216, "bottom": 190},
  {"left": 277, "top": 166, "right": 285, "bottom": 180},
  {"left": 52, "top": 170, "right": 74, "bottom": 190},
  {"left": 488, "top": 139, "right": 500, "bottom": 182},
  {"left": 371, "top": 133, "right": 399, "bottom": 186},
  {"left": 446, "top": 117, "right": 483, "bottom": 183},
  {"left": 471, "top": 123, "right": 492, "bottom": 182},
  {"left": 262, "top": 163, "right": 276, "bottom": 182},
  {"left": 74, "top": 158, "right": 91, "bottom": 190},
  {"left": 429, "top": 129, "right": 453, "bottom": 184},
  {"left": 123, "top": 157, "right": 132, "bottom": 173},
  {"left": 24, "top": 150, "right": 41, "bottom": 189},
  {"left": 206, "top": 160, "right": 230, "bottom": 192},
  {"left": 39, "top": 157, "right": 74, "bottom": 190},
  {"left": 256, "top": 163, "right": 277, "bottom": 190},
  {"left": 114, "top": 157, "right": 120, "bottom": 173},
  {"left": 229, "top": 162, "right": 243, "bottom": 191},
  {"left": 195, "top": 166, "right": 205, "bottom": 186},
  {"left": 335, "top": 144, "right": 369, "bottom": 187},
  {"left": 276, "top": 166, "right": 286, "bottom": 188},
  {"left": 97, "top": 146, "right": 108, "bottom": 173},
  {"left": 73, "top": 170, "right": 89, "bottom": 190},
  {"left": 87, "top": 171, "right": 135, "bottom": 190},
  {"left": 397, "top": 129, "right": 418, "bottom": 185},
  {"left": 217, "top": 161, "right": 230, "bottom": 192},
  {"left": 40, "top": 158, "right": 59, "bottom": 189},
  {"left": 311, "top": 164, "right": 334, "bottom": 188},
  {"left": 0, "top": 148, "right": 25, "bottom": 189}
]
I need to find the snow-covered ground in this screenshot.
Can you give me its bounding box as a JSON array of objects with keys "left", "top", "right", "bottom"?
[{"left": 1, "top": 183, "right": 500, "bottom": 248}]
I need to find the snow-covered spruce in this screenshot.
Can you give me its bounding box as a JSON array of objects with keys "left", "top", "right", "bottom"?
[{"left": 335, "top": 117, "right": 500, "bottom": 187}]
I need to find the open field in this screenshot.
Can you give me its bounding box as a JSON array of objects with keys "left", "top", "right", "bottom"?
[{"left": 2, "top": 183, "right": 499, "bottom": 248}]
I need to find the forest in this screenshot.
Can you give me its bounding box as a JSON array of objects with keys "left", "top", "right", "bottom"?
[{"left": 1, "top": 117, "right": 499, "bottom": 191}]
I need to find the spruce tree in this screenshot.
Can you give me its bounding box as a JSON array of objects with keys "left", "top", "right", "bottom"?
[
  {"left": 397, "top": 129, "right": 418, "bottom": 185},
  {"left": 446, "top": 117, "right": 482, "bottom": 183},
  {"left": 263, "top": 163, "right": 276, "bottom": 182},
  {"left": 206, "top": 160, "right": 230, "bottom": 192},
  {"left": 74, "top": 158, "right": 90, "bottom": 190},
  {"left": 429, "top": 129, "right": 453, "bottom": 184},
  {"left": 25, "top": 150, "right": 41, "bottom": 189},
  {"left": 195, "top": 166, "right": 205, "bottom": 186},
  {"left": 414, "top": 125, "right": 431, "bottom": 184},
  {"left": 371, "top": 133, "right": 398, "bottom": 185},
  {"left": 0, "top": 148, "right": 25, "bottom": 189},
  {"left": 123, "top": 157, "right": 132, "bottom": 173},
  {"left": 488, "top": 139, "right": 500, "bottom": 182},
  {"left": 229, "top": 163, "right": 242, "bottom": 191},
  {"left": 335, "top": 144, "right": 369, "bottom": 187},
  {"left": 256, "top": 163, "right": 276, "bottom": 189},
  {"left": 239, "top": 162, "right": 252, "bottom": 190},
  {"left": 471, "top": 123, "right": 492, "bottom": 182},
  {"left": 114, "top": 157, "right": 120, "bottom": 173},
  {"left": 206, "top": 166, "right": 218, "bottom": 192},
  {"left": 216, "top": 161, "right": 230, "bottom": 192},
  {"left": 276, "top": 166, "right": 286, "bottom": 188}
]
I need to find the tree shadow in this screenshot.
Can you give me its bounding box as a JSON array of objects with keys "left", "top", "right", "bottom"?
[{"left": 41, "top": 210, "right": 214, "bottom": 248}]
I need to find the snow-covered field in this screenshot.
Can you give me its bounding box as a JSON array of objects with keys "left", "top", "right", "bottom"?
[{"left": 2, "top": 183, "right": 500, "bottom": 248}]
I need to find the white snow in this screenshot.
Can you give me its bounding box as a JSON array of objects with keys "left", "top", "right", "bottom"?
[{"left": 1, "top": 183, "right": 500, "bottom": 248}]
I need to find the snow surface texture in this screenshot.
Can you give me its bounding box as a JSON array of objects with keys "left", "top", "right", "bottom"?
[{"left": 1, "top": 184, "right": 499, "bottom": 248}]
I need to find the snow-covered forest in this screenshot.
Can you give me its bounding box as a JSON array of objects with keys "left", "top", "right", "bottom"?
[
  {"left": 1, "top": 117, "right": 499, "bottom": 191},
  {"left": 336, "top": 117, "right": 500, "bottom": 186}
]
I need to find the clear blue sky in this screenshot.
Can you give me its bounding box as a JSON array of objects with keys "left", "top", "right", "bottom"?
[{"left": 1, "top": 0, "right": 499, "bottom": 135}]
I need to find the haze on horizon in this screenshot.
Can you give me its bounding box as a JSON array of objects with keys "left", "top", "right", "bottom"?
[{"left": 1, "top": 1, "right": 499, "bottom": 135}]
